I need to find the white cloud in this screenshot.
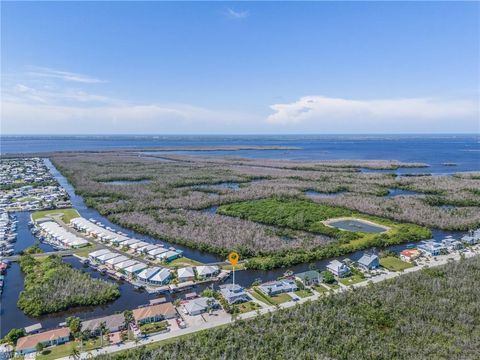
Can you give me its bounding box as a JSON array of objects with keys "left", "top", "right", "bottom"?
[
  {"left": 26, "top": 66, "right": 105, "bottom": 84},
  {"left": 226, "top": 8, "right": 249, "bottom": 19},
  {"left": 267, "top": 96, "right": 479, "bottom": 129}
]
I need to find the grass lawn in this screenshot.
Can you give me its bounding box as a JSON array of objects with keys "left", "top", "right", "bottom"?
[
  {"left": 140, "top": 320, "right": 169, "bottom": 335},
  {"left": 380, "top": 256, "right": 415, "bottom": 272},
  {"left": 313, "top": 284, "right": 329, "bottom": 294},
  {"left": 32, "top": 208, "right": 81, "bottom": 224},
  {"left": 234, "top": 301, "right": 261, "bottom": 313},
  {"left": 249, "top": 288, "right": 292, "bottom": 305},
  {"left": 166, "top": 257, "right": 203, "bottom": 267},
  {"left": 295, "top": 289, "right": 314, "bottom": 298},
  {"left": 37, "top": 338, "right": 104, "bottom": 360},
  {"left": 339, "top": 274, "right": 366, "bottom": 286},
  {"left": 73, "top": 243, "right": 96, "bottom": 257},
  {"left": 222, "top": 262, "right": 247, "bottom": 271},
  {"left": 324, "top": 282, "right": 340, "bottom": 290}
]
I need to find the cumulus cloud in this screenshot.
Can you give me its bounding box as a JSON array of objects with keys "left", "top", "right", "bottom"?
[{"left": 267, "top": 96, "right": 479, "bottom": 126}]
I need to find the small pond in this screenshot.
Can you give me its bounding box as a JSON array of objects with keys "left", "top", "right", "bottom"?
[
  {"left": 195, "top": 182, "right": 240, "bottom": 190},
  {"left": 305, "top": 190, "right": 344, "bottom": 198},
  {"left": 327, "top": 219, "right": 387, "bottom": 233},
  {"left": 386, "top": 188, "right": 420, "bottom": 197},
  {"left": 106, "top": 179, "right": 151, "bottom": 185}
]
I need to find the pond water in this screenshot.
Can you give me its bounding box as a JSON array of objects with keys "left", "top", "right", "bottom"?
[
  {"left": 203, "top": 206, "right": 218, "bottom": 214},
  {"left": 327, "top": 219, "right": 387, "bottom": 233},
  {"left": 305, "top": 190, "right": 344, "bottom": 198},
  {"left": 195, "top": 182, "right": 240, "bottom": 190},
  {"left": 105, "top": 179, "right": 151, "bottom": 185},
  {"left": 386, "top": 188, "right": 421, "bottom": 197}
]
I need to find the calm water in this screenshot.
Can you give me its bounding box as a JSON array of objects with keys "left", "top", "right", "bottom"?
[
  {"left": 1, "top": 135, "right": 478, "bottom": 336},
  {"left": 2, "top": 135, "right": 479, "bottom": 174}
]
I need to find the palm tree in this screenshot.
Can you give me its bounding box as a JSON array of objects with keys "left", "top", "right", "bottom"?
[
  {"left": 70, "top": 345, "right": 80, "bottom": 360},
  {"left": 98, "top": 321, "right": 107, "bottom": 347},
  {"left": 123, "top": 310, "right": 134, "bottom": 341}
]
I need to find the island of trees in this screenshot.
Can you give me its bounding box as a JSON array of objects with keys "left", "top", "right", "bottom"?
[{"left": 17, "top": 253, "right": 120, "bottom": 316}]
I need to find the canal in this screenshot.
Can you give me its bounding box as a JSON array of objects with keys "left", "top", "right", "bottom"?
[{"left": 0, "top": 160, "right": 468, "bottom": 337}]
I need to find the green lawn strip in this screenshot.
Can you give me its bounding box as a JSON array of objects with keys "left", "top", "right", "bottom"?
[
  {"left": 140, "top": 321, "right": 169, "bottom": 335},
  {"left": 294, "top": 289, "right": 314, "bottom": 298},
  {"left": 31, "top": 208, "right": 81, "bottom": 224},
  {"left": 73, "top": 243, "right": 96, "bottom": 257},
  {"left": 313, "top": 285, "right": 329, "bottom": 294},
  {"left": 37, "top": 338, "right": 104, "bottom": 360},
  {"left": 380, "top": 256, "right": 415, "bottom": 272},
  {"left": 165, "top": 257, "right": 203, "bottom": 268},
  {"left": 269, "top": 293, "right": 292, "bottom": 304},
  {"left": 234, "top": 301, "right": 261, "bottom": 314},
  {"left": 324, "top": 282, "right": 340, "bottom": 290},
  {"left": 339, "top": 274, "right": 367, "bottom": 286},
  {"left": 249, "top": 287, "right": 275, "bottom": 305}
]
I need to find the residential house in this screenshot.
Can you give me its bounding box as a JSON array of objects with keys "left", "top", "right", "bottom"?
[
  {"left": 441, "top": 237, "right": 463, "bottom": 250},
  {"left": 219, "top": 284, "right": 250, "bottom": 304},
  {"left": 357, "top": 254, "right": 380, "bottom": 271},
  {"left": 400, "top": 249, "right": 421, "bottom": 262},
  {"left": 132, "top": 303, "right": 177, "bottom": 325},
  {"left": 195, "top": 265, "right": 220, "bottom": 280},
  {"left": 105, "top": 255, "right": 129, "bottom": 269},
  {"left": 418, "top": 240, "right": 446, "bottom": 256},
  {"left": 148, "top": 268, "right": 172, "bottom": 285},
  {"left": 326, "top": 260, "right": 351, "bottom": 277},
  {"left": 295, "top": 270, "right": 322, "bottom": 287},
  {"left": 137, "top": 267, "right": 161, "bottom": 283},
  {"left": 177, "top": 267, "right": 195, "bottom": 282},
  {"left": 183, "top": 297, "right": 219, "bottom": 316},
  {"left": 113, "top": 259, "right": 138, "bottom": 272},
  {"left": 123, "top": 262, "right": 148, "bottom": 278},
  {"left": 258, "top": 279, "right": 297, "bottom": 297},
  {"left": 81, "top": 314, "right": 125, "bottom": 335},
  {"left": 15, "top": 328, "right": 70, "bottom": 356}
]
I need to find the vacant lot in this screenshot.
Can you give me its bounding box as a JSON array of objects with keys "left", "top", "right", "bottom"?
[{"left": 380, "top": 256, "right": 415, "bottom": 271}]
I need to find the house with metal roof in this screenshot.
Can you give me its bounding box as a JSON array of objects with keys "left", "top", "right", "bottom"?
[
  {"left": 219, "top": 284, "right": 250, "bottom": 304},
  {"left": 137, "top": 267, "right": 162, "bottom": 283},
  {"left": 148, "top": 268, "right": 172, "bottom": 285},
  {"left": 326, "top": 260, "right": 351, "bottom": 277},
  {"left": 295, "top": 270, "right": 322, "bottom": 286},
  {"left": 183, "top": 297, "right": 219, "bottom": 316},
  {"left": 258, "top": 279, "right": 297, "bottom": 296},
  {"left": 177, "top": 267, "right": 195, "bottom": 282},
  {"left": 357, "top": 254, "right": 380, "bottom": 270},
  {"left": 81, "top": 313, "right": 125, "bottom": 335},
  {"left": 195, "top": 265, "right": 220, "bottom": 279},
  {"left": 123, "top": 262, "right": 148, "bottom": 277}
]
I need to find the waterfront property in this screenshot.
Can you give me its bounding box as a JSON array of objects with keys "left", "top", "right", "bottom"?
[
  {"left": 441, "top": 237, "right": 463, "bottom": 250},
  {"left": 147, "top": 268, "right": 172, "bottom": 285},
  {"left": 258, "top": 279, "right": 298, "bottom": 296},
  {"left": 132, "top": 303, "right": 178, "bottom": 325},
  {"left": 36, "top": 219, "right": 89, "bottom": 248},
  {"left": 137, "top": 267, "right": 162, "bottom": 283},
  {"left": 357, "top": 253, "right": 380, "bottom": 271},
  {"left": 400, "top": 249, "right": 422, "bottom": 262},
  {"left": 326, "top": 260, "right": 351, "bottom": 277},
  {"left": 177, "top": 267, "right": 195, "bottom": 282},
  {"left": 219, "top": 284, "right": 250, "bottom": 304},
  {"left": 196, "top": 265, "right": 220, "bottom": 279},
  {"left": 81, "top": 313, "right": 125, "bottom": 335},
  {"left": 418, "top": 240, "right": 446, "bottom": 256},
  {"left": 295, "top": 270, "right": 323, "bottom": 287},
  {"left": 123, "top": 262, "right": 148, "bottom": 277},
  {"left": 15, "top": 327, "right": 70, "bottom": 356},
  {"left": 183, "top": 297, "right": 219, "bottom": 316}
]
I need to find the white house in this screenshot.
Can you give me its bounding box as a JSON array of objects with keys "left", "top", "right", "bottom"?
[
  {"left": 326, "top": 260, "right": 351, "bottom": 277},
  {"left": 177, "top": 267, "right": 195, "bottom": 282}
]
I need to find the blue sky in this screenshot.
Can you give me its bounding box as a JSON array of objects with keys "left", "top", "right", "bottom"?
[{"left": 2, "top": 1, "right": 479, "bottom": 134}]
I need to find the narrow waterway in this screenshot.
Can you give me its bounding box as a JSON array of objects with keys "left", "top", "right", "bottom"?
[{"left": 0, "top": 160, "right": 468, "bottom": 337}]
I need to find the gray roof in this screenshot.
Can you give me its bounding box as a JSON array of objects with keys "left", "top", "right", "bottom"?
[
  {"left": 81, "top": 313, "right": 125, "bottom": 333},
  {"left": 358, "top": 254, "right": 379, "bottom": 267}
]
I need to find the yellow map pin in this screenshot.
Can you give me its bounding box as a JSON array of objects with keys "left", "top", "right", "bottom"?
[{"left": 228, "top": 252, "right": 239, "bottom": 267}]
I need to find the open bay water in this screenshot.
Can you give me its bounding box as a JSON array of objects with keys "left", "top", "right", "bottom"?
[
  {"left": 1, "top": 134, "right": 479, "bottom": 173},
  {"left": 1, "top": 134, "right": 479, "bottom": 336}
]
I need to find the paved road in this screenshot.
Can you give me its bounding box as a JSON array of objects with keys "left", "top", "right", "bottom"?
[{"left": 1, "top": 249, "right": 77, "bottom": 262}]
